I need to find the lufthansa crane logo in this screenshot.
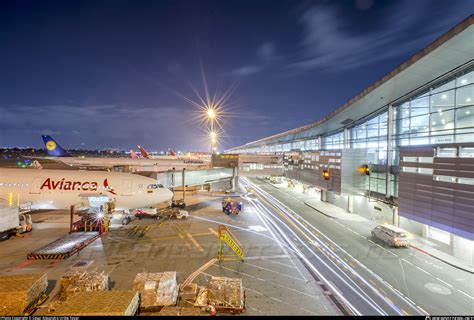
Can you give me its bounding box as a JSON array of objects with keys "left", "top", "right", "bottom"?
[{"left": 46, "top": 141, "right": 56, "bottom": 151}]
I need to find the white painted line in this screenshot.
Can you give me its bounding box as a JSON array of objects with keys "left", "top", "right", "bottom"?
[
  {"left": 457, "top": 290, "right": 474, "bottom": 300},
  {"left": 260, "top": 257, "right": 297, "bottom": 269},
  {"left": 401, "top": 259, "right": 414, "bottom": 266},
  {"left": 244, "top": 262, "right": 306, "bottom": 282},
  {"left": 415, "top": 266, "right": 431, "bottom": 275},
  {"left": 245, "top": 254, "right": 291, "bottom": 260},
  {"left": 435, "top": 277, "right": 453, "bottom": 288}
]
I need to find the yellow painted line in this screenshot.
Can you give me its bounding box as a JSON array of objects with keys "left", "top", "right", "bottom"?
[
  {"left": 0, "top": 253, "right": 26, "bottom": 260},
  {"left": 401, "top": 309, "right": 410, "bottom": 316},
  {"left": 385, "top": 297, "right": 393, "bottom": 305},
  {"left": 149, "top": 235, "right": 181, "bottom": 241},
  {"left": 172, "top": 225, "right": 192, "bottom": 249},
  {"left": 369, "top": 279, "right": 376, "bottom": 286},
  {"left": 379, "top": 288, "right": 387, "bottom": 295},
  {"left": 208, "top": 228, "right": 219, "bottom": 237},
  {"left": 191, "top": 232, "right": 214, "bottom": 237},
  {"left": 186, "top": 232, "right": 204, "bottom": 252}
]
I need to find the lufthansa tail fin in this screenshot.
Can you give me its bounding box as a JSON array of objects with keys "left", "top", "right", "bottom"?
[
  {"left": 41, "top": 135, "right": 68, "bottom": 157},
  {"left": 138, "top": 145, "right": 151, "bottom": 159}
]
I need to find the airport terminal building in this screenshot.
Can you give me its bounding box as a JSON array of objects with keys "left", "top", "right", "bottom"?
[{"left": 227, "top": 16, "right": 474, "bottom": 264}]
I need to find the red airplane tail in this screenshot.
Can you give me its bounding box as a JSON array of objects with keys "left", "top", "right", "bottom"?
[
  {"left": 168, "top": 148, "right": 177, "bottom": 156},
  {"left": 130, "top": 150, "right": 139, "bottom": 159},
  {"left": 138, "top": 145, "right": 151, "bottom": 159}
]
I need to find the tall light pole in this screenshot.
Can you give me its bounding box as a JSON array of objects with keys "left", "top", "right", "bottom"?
[{"left": 207, "top": 107, "right": 217, "bottom": 154}]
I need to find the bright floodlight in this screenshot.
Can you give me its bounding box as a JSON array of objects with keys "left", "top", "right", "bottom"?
[
  {"left": 207, "top": 108, "right": 216, "bottom": 119},
  {"left": 210, "top": 131, "right": 217, "bottom": 143}
]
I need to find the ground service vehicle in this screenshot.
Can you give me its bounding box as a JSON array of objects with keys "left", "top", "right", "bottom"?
[
  {"left": 221, "top": 198, "right": 243, "bottom": 215},
  {"left": 371, "top": 224, "right": 410, "bottom": 247},
  {"left": 0, "top": 205, "right": 33, "bottom": 240}
]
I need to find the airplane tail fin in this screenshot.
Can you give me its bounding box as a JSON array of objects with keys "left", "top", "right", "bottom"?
[
  {"left": 138, "top": 145, "right": 151, "bottom": 159},
  {"left": 168, "top": 148, "right": 177, "bottom": 156},
  {"left": 41, "top": 135, "right": 68, "bottom": 157},
  {"left": 130, "top": 150, "right": 139, "bottom": 159},
  {"left": 32, "top": 160, "right": 43, "bottom": 169}
]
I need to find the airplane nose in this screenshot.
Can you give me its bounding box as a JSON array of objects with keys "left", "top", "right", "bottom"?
[{"left": 164, "top": 188, "right": 174, "bottom": 201}]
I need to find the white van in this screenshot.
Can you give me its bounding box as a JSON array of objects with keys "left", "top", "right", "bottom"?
[{"left": 371, "top": 225, "right": 410, "bottom": 247}]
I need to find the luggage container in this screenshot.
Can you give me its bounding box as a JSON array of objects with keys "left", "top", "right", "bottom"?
[
  {"left": 59, "top": 271, "right": 109, "bottom": 300},
  {"left": 207, "top": 276, "right": 245, "bottom": 314},
  {"left": 0, "top": 273, "right": 48, "bottom": 316},
  {"left": 133, "top": 272, "right": 178, "bottom": 311}
]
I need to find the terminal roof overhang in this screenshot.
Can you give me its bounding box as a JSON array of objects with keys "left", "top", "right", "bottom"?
[{"left": 231, "top": 15, "right": 474, "bottom": 150}]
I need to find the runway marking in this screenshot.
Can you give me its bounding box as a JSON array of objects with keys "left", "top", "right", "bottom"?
[
  {"left": 260, "top": 257, "right": 297, "bottom": 269},
  {"left": 0, "top": 253, "right": 26, "bottom": 260},
  {"left": 172, "top": 226, "right": 192, "bottom": 249},
  {"left": 415, "top": 266, "right": 431, "bottom": 275},
  {"left": 457, "top": 290, "right": 474, "bottom": 300},
  {"left": 401, "top": 259, "right": 414, "bottom": 266},
  {"left": 185, "top": 232, "right": 204, "bottom": 252},
  {"left": 244, "top": 254, "right": 291, "bottom": 260},
  {"left": 208, "top": 228, "right": 219, "bottom": 237},
  {"left": 243, "top": 286, "right": 316, "bottom": 315},
  {"left": 189, "top": 232, "right": 214, "bottom": 237},
  {"left": 401, "top": 309, "right": 410, "bottom": 315},
  {"left": 211, "top": 264, "right": 321, "bottom": 300},
  {"left": 435, "top": 277, "right": 453, "bottom": 288},
  {"left": 244, "top": 262, "right": 306, "bottom": 281}
]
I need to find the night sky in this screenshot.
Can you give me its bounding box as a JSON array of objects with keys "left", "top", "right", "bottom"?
[{"left": 1, "top": 0, "right": 473, "bottom": 151}]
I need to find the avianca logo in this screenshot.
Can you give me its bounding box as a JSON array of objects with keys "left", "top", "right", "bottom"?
[{"left": 40, "top": 178, "right": 117, "bottom": 195}]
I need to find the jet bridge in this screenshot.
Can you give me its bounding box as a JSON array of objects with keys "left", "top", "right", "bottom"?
[{"left": 155, "top": 167, "right": 236, "bottom": 189}]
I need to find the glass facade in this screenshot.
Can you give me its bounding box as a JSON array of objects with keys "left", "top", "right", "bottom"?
[
  {"left": 229, "top": 66, "right": 474, "bottom": 200},
  {"left": 393, "top": 67, "right": 474, "bottom": 147}
]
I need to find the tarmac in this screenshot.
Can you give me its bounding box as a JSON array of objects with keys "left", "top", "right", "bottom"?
[{"left": 0, "top": 189, "right": 341, "bottom": 316}]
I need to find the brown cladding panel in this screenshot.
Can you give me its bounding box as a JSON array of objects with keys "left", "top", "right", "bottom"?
[{"left": 399, "top": 146, "right": 474, "bottom": 240}]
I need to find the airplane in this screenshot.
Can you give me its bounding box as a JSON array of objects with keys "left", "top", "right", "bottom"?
[
  {"left": 38, "top": 135, "right": 208, "bottom": 171},
  {"left": 0, "top": 168, "right": 173, "bottom": 211},
  {"left": 130, "top": 150, "right": 140, "bottom": 159},
  {"left": 138, "top": 145, "right": 208, "bottom": 163}
]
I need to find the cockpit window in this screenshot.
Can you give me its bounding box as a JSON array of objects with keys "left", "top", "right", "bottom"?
[{"left": 147, "top": 184, "right": 164, "bottom": 189}]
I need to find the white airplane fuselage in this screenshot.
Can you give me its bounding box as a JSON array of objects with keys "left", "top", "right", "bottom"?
[
  {"left": 53, "top": 157, "right": 208, "bottom": 171},
  {"left": 0, "top": 168, "right": 173, "bottom": 210}
]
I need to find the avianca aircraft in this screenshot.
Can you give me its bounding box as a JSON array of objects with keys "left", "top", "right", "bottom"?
[
  {"left": 0, "top": 168, "right": 173, "bottom": 210},
  {"left": 40, "top": 136, "right": 207, "bottom": 171}
]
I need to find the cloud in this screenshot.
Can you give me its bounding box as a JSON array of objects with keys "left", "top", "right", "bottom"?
[
  {"left": 288, "top": 1, "right": 474, "bottom": 73},
  {"left": 231, "top": 65, "right": 262, "bottom": 76},
  {"left": 258, "top": 42, "right": 279, "bottom": 62},
  {"left": 230, "top": 41, "right": 281, "bottom": 77}
]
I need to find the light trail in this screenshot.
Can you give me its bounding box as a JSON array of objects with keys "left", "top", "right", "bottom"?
[
  {"left": 242, "top": 177, "right": 425, "bottom": 316},
  {"left": 252, "top": 198, "right": 384, "bottom": 315}
]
